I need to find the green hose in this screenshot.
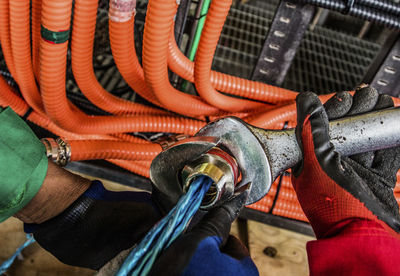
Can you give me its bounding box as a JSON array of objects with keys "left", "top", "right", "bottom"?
[
  {"left": 182, "top": 0, "right": 211, "bottom": 91},
  {"left": 188, "top": 0, "right": 212, "bottom": 61}
]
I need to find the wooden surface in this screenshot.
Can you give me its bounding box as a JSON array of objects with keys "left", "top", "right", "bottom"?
[
  {"left": 0, "top": 217, "right": 94, "bottom": 276},
  {"left": 1, "top": 170, "right": 313, "bottom": 275},
  {"left": 1, "top": 216, "right": 313, "bottom": 276},
  {"left": 246, "top": 220, "right": 314, "bottom": 276}
]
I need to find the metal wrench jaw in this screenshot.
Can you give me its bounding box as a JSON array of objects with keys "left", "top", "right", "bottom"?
[
  {"left": 150, "top": 117, "right": 273, "bottom": 209},
  {"left": 196, "top": 117, "right": 272, "bottom": 205}
]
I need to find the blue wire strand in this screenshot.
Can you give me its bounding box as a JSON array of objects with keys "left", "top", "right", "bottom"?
[
  {"left": 116, "top": 176, "right": 212, "bottom": 276},
  {"left": 140, "top": 184, "right": 207, "bottom": 274},
  {"left": 0, "top": 234, "right": 35, "bottom": 274}
]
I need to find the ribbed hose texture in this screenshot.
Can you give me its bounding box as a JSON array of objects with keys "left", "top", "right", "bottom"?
[
  {"left": 31, "top": 0, "right": 42, "bottom": 81},
  {"left": 72, "top": 0, "right": 165, "bottom": 116},
  {"left": 361, "top": 0, "right": 400, "bottom": 16},
  {"left": 142, "top": 0, "right": 220, "bottom": 116},
  {"left": 69, "top": 140, "right": 161, "bottom": 161},
  {"left": 40, "top": 0, "right": 205, "bottom": 134},
  {"left": 0, "top": 1, "right": 17, "bottom": 79},
  {"left": 109, "top": 19, "right": 163, "bottom": 107},
  {"left": 10, "top": 1, "right": 44, "bottom": 113},
  {"left": 168, "top": 33, "right": 297, "bottom": 103},
  {"left": 108, "top": 160, "right": 152, "bottom": 178},
  {"left": 194, "top": 0, "right": 266, "bottom": 111},
  {"left": 296, "top": 0, "right": 400, "bottom": 29}
]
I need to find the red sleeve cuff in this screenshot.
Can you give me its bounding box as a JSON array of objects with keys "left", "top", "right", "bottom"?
[{"left": 307, "top": 219, "right": 400, "bottom": 276}]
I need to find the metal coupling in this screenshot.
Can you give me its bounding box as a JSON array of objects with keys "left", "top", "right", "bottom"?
[
  {"left": 41, "top": 138, "right": 71, "bottom": 166},
  {"left": 181, "top": 147, "right": 239, "bottom": 209}
]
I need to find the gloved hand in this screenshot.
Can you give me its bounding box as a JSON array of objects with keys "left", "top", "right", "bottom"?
[
  {"left": 292, "top": 86, "right": 400, "bottom": 238},
  {"left": 24, "top": 180, "right": 161, "bottom": 270},
  {"left": 149, "top": 188, "right": 259, "bottom": 276}
]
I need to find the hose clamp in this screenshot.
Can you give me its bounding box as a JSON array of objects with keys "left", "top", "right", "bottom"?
[
  {"left": 41, "top": 138, "right": 71, "bottom": 166},
  {"left": 56, "top": 138, "right": 71, "bottom": 166}
]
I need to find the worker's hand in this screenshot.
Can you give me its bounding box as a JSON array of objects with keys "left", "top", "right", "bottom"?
[
  {"left": 24, "top": 180, "right": 161, "bottom": 270},
  {"left": 149, "top": 189, "right": 259, "bottom": 276},
  {"left": 292, "top": 86, "right": 400, "bottom": 238}
]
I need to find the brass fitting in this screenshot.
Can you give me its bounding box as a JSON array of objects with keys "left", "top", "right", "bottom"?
[
  {"left": 181, "top": 147, "right": 239, "bottom": 209},
  {"left": 41, "top": 138, "right": 71, "bottom": 166}
]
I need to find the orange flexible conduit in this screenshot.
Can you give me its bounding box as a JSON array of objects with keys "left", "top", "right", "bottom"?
[
  {"left": 194, "top": 0, "right": 266, "bottom": 112},
  {"left": 0, "top": 0, "right": 17, "bottom": 80},
  {"left": 167, "top": 32, "right": 297, "bottom": 103},
  {"left": 0, "top": 75, "right": 110, "bottom": 140},
  {"left": 1, "top": 0, "right": 399, "bottom": 224},
  {"left": 109, "top": 160, "right": 152, "bottom": 178},
  {"left": 69, "top": 140, "right": 161, "bottom": 161},
  {"left": 109, "top": 18, "right": 163, "bottom": 108},
  {"left": 40, "top": 0, "right": 205, "bottom": 135},
  {"left": 142, "top": 0, "right": 220, "bottom": 117},
  {"left": 31, "top": 0, "right": 42, "bottom": 82},
  {"left": 71, "top": 0, "right": 166, "bottom": 116},
  {"left": 9, "top": 1, "right": 44, "bottom": 114}
]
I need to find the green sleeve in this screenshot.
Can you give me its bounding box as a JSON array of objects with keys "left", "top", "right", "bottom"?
[{"left": 0, "top": 107, "right": 48, "bottom": 222}]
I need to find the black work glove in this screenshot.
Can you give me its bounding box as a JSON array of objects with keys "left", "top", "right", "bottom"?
[
  {"left": 292, "top": 86, "right": 400, "bottom": 238},
  {"left": 24, "top": 180, "right": 161, "bottom": 270},
  {"left": 149, "top": 189, "right": 259, "bottom": 276}
]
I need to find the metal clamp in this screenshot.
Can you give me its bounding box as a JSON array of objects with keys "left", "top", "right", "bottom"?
[{"left": 41, "top": 138, "right": 71, "bottom": 166}]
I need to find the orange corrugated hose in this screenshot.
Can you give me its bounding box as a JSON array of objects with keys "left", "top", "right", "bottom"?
[
  {"left": 1, "top": 0, "right": 399, "bottom": 223},
  {"left": 0, "top": 75, "right": 157, "bottom": 177},
  {"left": 69, "top": 139, "right": 161, "bottom": 161},
  {"left": 112, "top": 133, "right": 151, "bottom": 144},
  {"left": 71, "top": 0, "right": 166, "bottom": 116},
  {"left": 142, "top": 0, "right": 221, "bottom": 117},
  {"left": 0, "top": 0, "right": 17, "bottom": 80},
  {"left": 9, "top": 0, "right": 44, "bottom": 114},
  {"left": 109, "top": 160, "right": 152, "bottom": 178},
  {"left": 167, "top": 32, "right": 297, "bottom": 103},
  {"left": 31, "top": 0, "right": 42, "bottom": 81},
  {"left": 0, "top": 75, "right": 109, "bottom": 140},
  {"left": 194, "top": 0, "right": 266, "bottom": 112},
  {"left": 108, "top": 5, "right": 273, "bottom": 116},
  {"left": 248, "top": 94, "right": 341, "bottom": 128},
  {"left": 108, "top": 18, "right": 163, "bottom": 108},
  {"left": 40, "top": 0, "right": 205, "bottom": 135}
]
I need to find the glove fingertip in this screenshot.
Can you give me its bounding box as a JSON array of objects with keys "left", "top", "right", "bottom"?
[
  {"left": 375, "top": 94, "right": 394, "bottom": 110},
  {"left": 348, "top": 85, "right": 379, "bottom": 115},
  {"left": 324, "top": 91, "right": 353, "bottom": 119},
  {"left": 296, "top": 92, "right": 322, "bottom": 117}
]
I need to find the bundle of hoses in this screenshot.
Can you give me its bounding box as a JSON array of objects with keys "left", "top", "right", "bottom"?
[
  {"left": 0, "top": 0, "right": 400, "bottom": 225},
  {"left": 295, "top": 0, "right": 400, "bottom": 29}
]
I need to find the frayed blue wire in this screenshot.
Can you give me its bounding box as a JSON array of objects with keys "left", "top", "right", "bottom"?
[
  {"left": 116, "top": 175, "right": 212, "bottom": 276},
  {"left": 0, "top": 234, "right": 35, "bottom": 274}
]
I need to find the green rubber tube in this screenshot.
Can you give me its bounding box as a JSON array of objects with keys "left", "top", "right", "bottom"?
[
  {"left": 188, "top": 0, "right": 212, "bottom": 61},
  {"left": 181, "top": 0, "right": 212, "bottom": 91}
]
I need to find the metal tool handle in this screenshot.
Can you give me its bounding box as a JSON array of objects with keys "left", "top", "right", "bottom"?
[{"left": 248, "top": 107, "right": 400, "bottom": 181}]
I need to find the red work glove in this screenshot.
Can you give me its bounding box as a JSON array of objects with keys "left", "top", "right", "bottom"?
[{"left": 292, "top": 86, "right": 400, "bottom": 239}]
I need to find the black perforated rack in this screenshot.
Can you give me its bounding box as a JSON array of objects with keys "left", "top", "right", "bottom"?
[{"left": 214, "top": 0, "right": 381, "bottom": 93}]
